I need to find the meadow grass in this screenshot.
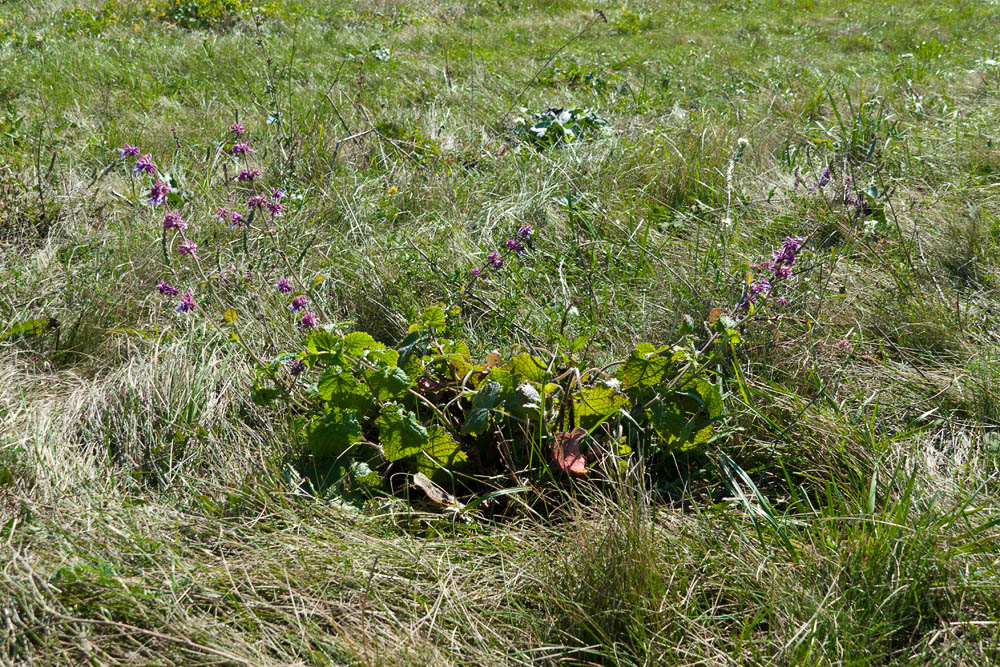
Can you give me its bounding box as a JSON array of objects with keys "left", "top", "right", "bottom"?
[{"left": 3, "top": 0, "right": 1000, "bottom": 663}]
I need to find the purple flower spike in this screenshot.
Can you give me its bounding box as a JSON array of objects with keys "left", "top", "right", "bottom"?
[
  {"left": 134, "top": 153, "right": 157, "bottom": 174},
  {"left": 229, "top": 212, "right": 244, "bottom": 227},
  {"left": 750, "top": 279, "right": 771, "bottom": 296},
  {"left": 248, "top": 194, "right": 267, "bottom": 209},
  {"left": 238, "top": 167, "right": 261, "bottom": 182},
  {"left": 487, "top": 251, "right": 503, "bottom": 269},
  {"left": 265, "top": 199, "right": 282, "bottom": 217},
  {"left": 276, "top": 277, "right": 293, "bottom": 293},
  {"left": 162, "top": 211, "right": 186, "bottom": 231},
  {"left": 782, "top": 236, "right": 803, "bottom": 255},
  {"left": 232, "top": 142, "right": 252, "bottom": 156},
  {"left": 148, "top": 181, "right": 171, "bottom": 206},
  {"left": 517, "top": 224, "right": 534, "bottom": 238},
  {"left": 811, "top": 167, "right": 831, "bottom": 191},
  {"left": 504, "top": 239, "right": 525, "bottom": 255},
  {"left": 271, "top": 187, "right": 284, "bottom": 200},
  {"left": 773, "top": 263, "right": 793, "bottom": 280},
  {"left": 288, "top": 359, "right": 306, "bottom": 376},
  {"left": 470, "top": 267, "right": 483, "bottom": 278},
  {"left": 119, "top": 144, "right": 141, "bottom": 158},
  {"left": 289, "top": 294, "right": 309, "bottom": 312},
  {"left": 229, "top": 123, "right": 245, "bottom": 137},
  {"left": 176, "top": 291, "right": 196, "bottom": 313},
  {"left": 299, "top": 311, "right": 318, "bottom": 329},
  {"left": 157, "top": 280, "right": 179, "bottom": 296},
  {"left": 177, "top": 240, "right": 198, "bottom": 258}
]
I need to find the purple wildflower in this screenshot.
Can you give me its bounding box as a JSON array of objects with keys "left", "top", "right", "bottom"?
[
  {"left": 750, "top": 279, "right": 771, "bottom": 297},
  {"left": 229, "top": 212, "right": 244, "bottom": 227},
  {"left": 214, "top": 208, "right": 230, "bottom": 222},
  {"left": 487, "top": 250, "right": 503, "bottom": 269},
  {"left": 134, "top": 153, "right": 157, "bottom": 175},
  {"left": 276, "top": 277, "right": 292, "bottom": 293},
  {"left": 811, "top": 167, "right": 831, "bottom": 191},
  {"left": 229, "top": 123, "right": 245, "bottom": 137},
  {"left": 177, "top": 240, "right": 198, "bottom": 258},
  {"left": 237, "top": 167, "right": 261, "bottom": 182},
  {"left": 119, "top": 144, "right": 140, "bottom": 158},
  {"left": 504, "top": 239, "right": 525, "bottom": 255},
  {"left": 176, "top": 291, "right": 196, "bottom": 313},
  {"left": 265, "top": 198, "right": 282, "bottom": 217},
  {"left": 288, "top": 359, "right": 306, "bottom": 377},
  {"left": 299, "top": 311, "right": 318, "bottom": 329},
  {"left": 148, "top": 181, "right": 171, "bottom": 206},
  {"left": 271, "top": 187, "right": 284, "bottom": 200},
  {"left": 470, "top": 267, "right": 483, "bottom": 278},
  {"left": 772, "top": 237, "right": 803, "bottom": 266},
  {"left": 517, "top": 224, "right": 534, "bottom": 238},
  {"left": 772, "top": 263, "right": 793, "bottom": 280},
  {"left": 157, "top": 280, "right": 179, "bottom": 296},
  {"left": 248, "top": 194, "right": 267, "bottom": 209},
  {"left": 232, "top": 142, "right": 252, "bottom": 156},
  {"left": 289, "top": 294, "right": 308, "bottom": 312},
  {"left": 162, "top": 211, "right": 186, "bottom": 231}
]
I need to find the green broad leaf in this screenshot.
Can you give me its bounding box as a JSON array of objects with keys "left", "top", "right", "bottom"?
[
  {"left": 488, "top": 367, "right": 515, "bottom": 391},
  {"left": 461, "top": 381, "right": 502, "bottom": 436},
  {"left": 646, "top": 377, "right": 723, "bottom": 452},
  {"left": 408, "top": 305, "right": 447, "bottom": 333},
  {"left": 503, "top": 353, "right": 548, "bottom": 383},
  {"left": 440, "top": 339, "right": 470, "bottom": 356},
  {"left": 343, "top": 331, "right": 377, "bottom": 355},
  {"left": 397, "top": 331, "right": 424, "bottom": 365},
  {"left": 447, "top": 353, "right": 474, "bottom": 382},
  {"left": 306, "top": 330, "right": 342, "bottom": 355},
  {"left": 377, "top": 404, "right": 429, "bottom": 461},
  {"left": 416, "top": 426, "right": 470, "bottom": 478},
  {"left": 619, "top": 343, "right": 672, "bottom": 390},
  {"left": 346, "top": 460, "right": 383, "bottom": 491},
  {"left": 576, "top": 384, "right": 630, "bottom": 420},
  {"left": 368, "top": 366, "right": 413, "bottom": 402},
  {"left": 370, "top": 347, "right": 399, "bottom": 368},
  {"left": 307, "top": 410, "right": 362, "bottom": 459},
  {"left": 317, "top": 366, "right": 372, "bottom": 412}
]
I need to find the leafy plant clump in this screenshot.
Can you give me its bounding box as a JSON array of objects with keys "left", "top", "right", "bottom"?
[
  {"left": 253, "top": 304, "right": 729, "bottom": 509},
  {"left": 514, "top": 107, "right": 608, "bottom": 149},
  {"left": 100, "top": 121, "right": 802, "bottom": 513}
]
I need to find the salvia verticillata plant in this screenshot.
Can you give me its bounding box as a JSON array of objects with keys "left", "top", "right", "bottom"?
[{"left": 110, "top": 120, "right": 810, "bottom": 510}]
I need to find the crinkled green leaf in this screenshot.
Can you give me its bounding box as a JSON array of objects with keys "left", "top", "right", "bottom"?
[
  {"left": 416, "top": 426, "right": 470, "bottom": 479},
  {"left": 461, "top": 381, "right": 502, "bottom": 436},
  {"left": 408, "top": 305, "right": 446, "bottom": 333},
  {"left": 377, "top": 404, "right": 429, "bottom": 461},
  {"left": 370, "top": 347, "right": 399, "bottom": 368},
  {"left": 646, "top": 377, "right": 723, "bottom": 452},
  {"left": 343, "top": 331, "right": 379, "bottom": 355},
  {"left": 619, "top": 343, "right": 672, "bottom": 390},
  {"left": 368, "top": 366, "right": 413, "bottom": 402},
  {"left": 306, "top": 330, "right": 341, "bottom": 355},
  {"left": 318, "top": 366, "right": 372, "bottom": 412},
  {"left": 307, "top": 410, "right": 362, "bottom": 459},
  {"left": 576, "top": 384, "right": 630, "bottom": 419},
  {"left": 488, "top": 367, "right": 515, "bottom": 391},
  {"left": 504, "top": 353, "right": 548, "bottom": 383}
]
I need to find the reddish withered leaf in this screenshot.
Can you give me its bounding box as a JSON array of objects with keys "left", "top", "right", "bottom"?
[{"left": 551, "top": 427, "right": 588, "bottom": 477}]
